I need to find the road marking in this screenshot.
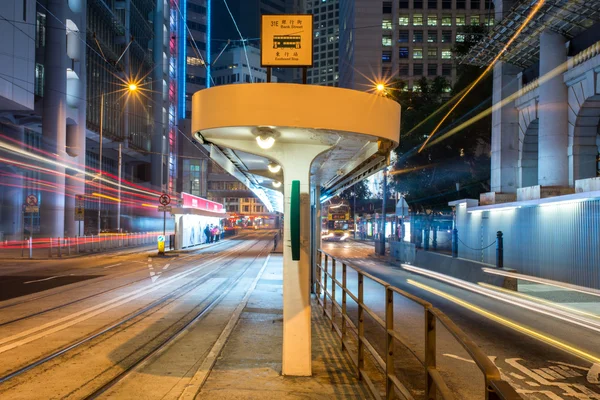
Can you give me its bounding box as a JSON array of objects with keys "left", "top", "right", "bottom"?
[
  {"left": 442, "top": 354, "right": 475, "bottom": 364},
  {"left": 178, "top": 254, "right": 271, "bottom": 400},
  {"left": 163, "top": 263, "right": 170, "bottom": 270},
  {"left": 23, "top": 275, "right": 74, "bottom": 284},
  {"left": 103, "top": 263, "right": 122, "bottom": 269}
]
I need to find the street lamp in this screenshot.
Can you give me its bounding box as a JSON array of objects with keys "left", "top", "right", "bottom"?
[{"left": 97, "top": 82, "right": 138, "bottom": 234}]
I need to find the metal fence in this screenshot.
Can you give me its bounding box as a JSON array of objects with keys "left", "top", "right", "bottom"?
[{"left": 315, "top": 249, "right": 522, "bottom": 400}]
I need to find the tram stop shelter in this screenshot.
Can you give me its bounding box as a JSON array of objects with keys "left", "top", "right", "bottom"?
[
  {"left": 191, "top": 83, "right": 400, "bottom": 376},
  {"left": 172, "top": 192, "right": 229, "bottom": 250}
]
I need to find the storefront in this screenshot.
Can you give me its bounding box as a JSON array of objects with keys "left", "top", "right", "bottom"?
[{"left": 172, "top": 193, "right": 228, "bottom": 250}]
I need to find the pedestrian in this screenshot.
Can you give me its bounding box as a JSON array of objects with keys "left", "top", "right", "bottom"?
[
  {"left": 215, "top": 226, "right": 220, "bottom": 242},
  {"left": 204, "top": 225, "right": 211, "bottom": 244},
  {"left": 210, "top": 225, "right": 215, "bottom": 243}
]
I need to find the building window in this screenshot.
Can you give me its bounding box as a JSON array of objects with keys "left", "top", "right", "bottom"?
[
  {"left": 456, "top": 33, "right": 465, "bottom": 42},
  {"left": 413, "top": 48, "right": 423, "bottom": 59},
  {"left": 486, "top": 16, "right": 495, "bottom": 25},
  {"left": 428, "top": 0, "right": 438, "bottom": 8},
  {"left": 414, "top": 0, "right": 423, "bottom": 8},
  {"left": 413, "top": 83, "right": 421, "bottom": 92},
  {"left": 442, "top": 64, "right": 452, "bottom": 76},
  {"left": 34, "top": 63, "right": 44, "bottom": 96},
  {"left": 399, "top": 30, "right": 409, "bottom": 42},
  {"left": 399, "top": 64, "right": 409, "bottom": 75},
  {"left": 399, "top": 15, "right": 409, "bottom": 26},
  {"left": 427, "top": 47, "right": 438, "bottom": 58},
  {"left": 382, "top": 35, "right": 392, "bottom": 46},
  {"left": 456, "top": 15, "right": 465, "bottom": 25},
  {"left": 382, "top": 19, "right": 393, "bottom": 29},
  {"left": 442, "top": 15, "right": 452, "bottom": 26},
  {"left": 413, "top": 63, "right": 423, "bottom": 76},
  {"left": 457, "top": 0, "right": 466, "bottom": 8},
  {"left": 427, "top": 15, "right": 437, "bottom": 26},
  {"left": 470, "top": 15, "right": 480, "bottom": 25},
  {"left": 399, "top": 0, "right": 409, "bottom": 7},
  {"left": 442, "top": 48, "right": 452, "bottom": 58},
  {"left": 382, "top": 51, "right": 392, "bottom": 62},
  {"left": 187, "top": 56, "right": 204, "bottom": 66},
  {"left": 35, "top": 12, "right": 45, "bottom": 48},
  {"left": 413, "top": 30, "right": 423, "bottom": 43},
  {"left": 413, "top": 14, "right": 423, "bottom": 26},
  {"left": 472, "top": 0, "right": 481, "bottom": 8},
  {"left": 441, "top": 30, "right": 452, "bottom": 43},
  {"left": 427, "top": 63, "right": 438, "bottom": 76},
  {"left": 399, "top": 47, "right": 409, "bottom": 58},
  {"left": 383, "top": 2, "right": 392, "bottom": 13},
  {"left": 442, "top": 0, "right": 451, "bottom": 9},
  {"left": 428, "top": 30, "right": 438, "bottom": 42},
  {"left": 485, "top": 0, "right": 493, "bottom": 8}
]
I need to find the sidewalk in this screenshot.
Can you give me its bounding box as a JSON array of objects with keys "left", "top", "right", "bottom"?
[{"left": 198, "top": 254, "right": 370, "bottom": 399}]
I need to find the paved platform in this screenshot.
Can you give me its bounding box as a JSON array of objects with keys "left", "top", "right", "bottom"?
[{"left": 198, "top": 254, "right": 370, "bottom": 399}]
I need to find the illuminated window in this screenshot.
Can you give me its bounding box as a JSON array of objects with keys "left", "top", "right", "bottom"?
[
  {"left": 456, "top": 15, "right": 465, "bottom": 25},
  {"left": 427, "top": 15, "right": 437, "bottom": 26},
  {"left": 456, "top": 33, "right": 465, "bottom": 42},
  {"left": 413, "top": 83, "right": 421, "bottom": 92},
  {"left": 187, "top": 56, "right": 204, "bottom": 66},
  {"left": 486, "top": 16, "right": 495, "bottom": 25},
  {"left": 382, "top": 19, "right": 393, "bottom": 29},
  {"left": 413, "top": 48, "right": 423, "bottom": 59},
  {"left": 382, "top": 50, "right": 392, "bottom": 62},
  {"left": 399, "top": 47, "right": 409, "bottom": 58},
  {"left": 413, "top": 14, "right": 423, "bottom": 26},
  {"left": 441, "top": 49, "right": 452, "bottom": 59},
  {"left": 470, "top": 15, "right": 480, "bottom": 25},
  {"left": 399, "top": 15, "right": 409, "bottom": 26},
  {"left": 427, "top": 47, "right": 438, "bottom": 58},
  {"left": 382, "top": 35, "right": 392, "bottom": 46},
  {"left": 442, "top": 15, "right": 452, "bottom": 26}
]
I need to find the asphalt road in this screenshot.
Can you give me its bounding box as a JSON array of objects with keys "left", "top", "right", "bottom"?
[{"left": 323, "top": 240, "right": 600, "bottom": 400}]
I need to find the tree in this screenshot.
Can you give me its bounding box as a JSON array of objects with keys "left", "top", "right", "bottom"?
[
  {"left": 339, "top": 180, "right": 371, "bottom": 201},
  {"left": 387, "top": 24, "right": 493, "bottom": 211}
]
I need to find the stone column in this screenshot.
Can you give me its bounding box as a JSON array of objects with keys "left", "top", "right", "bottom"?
[
  {"left": 40, "top": 0, "right": 67, "bottom": 238},
  {"left": 490, "top": 61, "right": 521, "bottom": 193},
  {"left": 538, "top": 30, "right": 568, "bottom": 186}
]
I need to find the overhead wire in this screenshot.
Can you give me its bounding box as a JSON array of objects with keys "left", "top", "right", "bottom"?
[{"left": 222, "top": 0, "right": 253, "bottom": 81}]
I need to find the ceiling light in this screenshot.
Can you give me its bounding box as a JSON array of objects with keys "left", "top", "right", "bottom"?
[
  {"left": 256, "top": 135, "right": 275, "bottom": 149},
  {"left": 268, "top": 163, "right": 281, "bottom": 173},
  {"left": 272, "top": 181, "right": 281, "bottom": 188}
]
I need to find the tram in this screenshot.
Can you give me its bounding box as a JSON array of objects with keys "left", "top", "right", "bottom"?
[
  {"left": 273, "top": 35, "right": 302, "bottom": 49},
  {"left": 322, "top": 197, "right": 352, "bottom": 242}
]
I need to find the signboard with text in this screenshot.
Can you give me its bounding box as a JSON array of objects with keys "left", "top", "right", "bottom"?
[
  {"left": 261, "top": 14, "right": 313, "bottom": 67},
  {"left": 181, "top": 192, "right": 224, "bottom": 213}
]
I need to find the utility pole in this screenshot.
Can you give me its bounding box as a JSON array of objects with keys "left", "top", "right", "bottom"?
[
  {"left": 380, "top": 168, "right": 387, "bottom": 256},
  {"left": 353, "top": 192, "right": 357, "bottom": 239},
  {"left": 117, "top": 143, "right": 122, "bottom": 232},
  {"left": 97, "top": 92, "right": 104, "bottom": 235}
]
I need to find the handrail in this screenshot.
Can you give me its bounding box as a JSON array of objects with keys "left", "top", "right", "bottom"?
[{"left": 315, "top": 249, "right": 522, "bottom": 400}]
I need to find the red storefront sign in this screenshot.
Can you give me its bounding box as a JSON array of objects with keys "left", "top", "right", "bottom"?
[{"left": 181, "top": 192, "right": 224, "bottom": 212}]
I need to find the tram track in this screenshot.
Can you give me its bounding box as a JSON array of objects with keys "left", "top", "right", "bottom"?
[
  {"left": 0, "top": 238, "right": 242, "bottom": 327},
  {"left": 0, "top": 234, "right": 272, "bottom": 389}
]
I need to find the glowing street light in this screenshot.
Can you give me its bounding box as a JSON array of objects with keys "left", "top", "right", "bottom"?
[
  {"left": 272, "top": 181, "right": 281, "bottom": 188},
  {"left": 128, "top": 82, "right": 138, "bottom": 91},
  {"left": 256, "top": 135, "right": 275, "bottom": 149},
  {"left": 376, "top": 83, "right": 385, "bottom": 92},
  {"left": 267, "top": 163, "right": 281, "bottom": 173}
]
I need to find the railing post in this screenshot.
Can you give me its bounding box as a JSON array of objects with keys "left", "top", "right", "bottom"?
[
  {"left": 48, "top": 237, "right": 52, "bottom": 258},
  {"left": 386, "top": 286, "right": 394, "bottom": 400},
  {"left": 357, "top": 272, "right": 364, "bottom": 380},
  {"left": 425, "top": 308, "right": 437, "bottom": 400},
  {"left": 331, "top": 258, "right": 336, "bottom": 329},
  {"left": 323, "top": 254, "right": 328, "bottom": 315},
  {"left": 341, "top": 262, "right": 347, "bottom": 350},
  {"left": 316, "top": 251, "right": 321, "bottom": 298},
  {"left": 452, "top": 228, "right": 458, "bottom": 258},
  {"left": 496, "top": 231, "right": 503, "bottom": 269}
]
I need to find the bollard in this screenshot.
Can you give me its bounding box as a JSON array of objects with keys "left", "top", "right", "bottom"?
[
  {"left": 58, "top": 237, "right": 62, "bottom": 257},
  {"left": 452, "top": 228, "right": 458, "bottom": 258},
  {"left": 496, "top": 231, "right": 504, "bottom": 269}
]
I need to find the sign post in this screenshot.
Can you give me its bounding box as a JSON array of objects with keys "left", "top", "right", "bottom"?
[
  {"left": 75, "top": 194, "right": 85, "bottom": 236},
  {"left": 261, "top": 14, "right": 313, "bottom": 84},
  {"left": 25, "top": 194, "right": 38, "bottom": 241},
  {"left": 158, "top": 193, "right": 171, "bottom": 241}
]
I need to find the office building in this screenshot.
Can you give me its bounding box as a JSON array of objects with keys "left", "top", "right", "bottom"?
[
  {"left": 305, "top": 0, "right": 339, "bottom": 86},
  {"left": 340, "top": 0, "right": 495, "bottom": 91}
]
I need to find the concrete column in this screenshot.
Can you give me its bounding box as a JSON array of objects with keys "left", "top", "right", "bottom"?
[
  {"left": 41, "top": 0, "right": 67, "bottom": 238},
  {"left": 151, "top": 0, "right": 165, "bottom": 189},
  {"left": 279, "top": 145, "right": 327, "bottom": 376},
  {"left": 538, "top": 30, "right": 569, "bottom": 186},
  {"left": 491, "top": 61, "right": 521, "bottom": 193},
  {"left": 64, "top": 1, "right": 87, "bottom": 237},
  {"left": 0, "top": 124, "right": 25, "bottom": 240}
]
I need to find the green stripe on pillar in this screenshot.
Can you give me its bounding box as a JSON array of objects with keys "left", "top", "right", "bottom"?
[{"left": 291, "top": 180, "right": 300, "bottom": 261}]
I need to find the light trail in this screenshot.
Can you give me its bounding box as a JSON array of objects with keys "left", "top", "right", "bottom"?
[
  {"left": 482, "top": 268, "right": 600, "bottom": 299},
  {"left": 402, "top": 264, "right": 600, "bottom": 334},
  {"left": 418, "top": 0, "right": 546, "bottom": 153},
  {"left": 406, "top": 279, "right": 600, "bottom": 364}
]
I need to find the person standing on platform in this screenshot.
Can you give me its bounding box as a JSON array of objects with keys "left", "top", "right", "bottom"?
[{"left": 204, "top": 225, "right": 211, "bottom": 244}]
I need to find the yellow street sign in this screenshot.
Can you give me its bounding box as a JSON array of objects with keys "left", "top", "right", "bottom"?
[{"left": 261, "top": 14, "right": 313, "bottom": 67}]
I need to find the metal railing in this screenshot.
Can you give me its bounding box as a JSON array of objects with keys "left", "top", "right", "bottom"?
[{"left": 315, "top": 249, "right": 522, "bottom": 400}]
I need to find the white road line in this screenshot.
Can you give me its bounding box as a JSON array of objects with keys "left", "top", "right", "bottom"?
[
  {"left": 23, "top": 275, "right": 73, "bottom": 284},
  {"left": 179, "top": 254, "right": 271, "bottom": 400},
  {"left": 103, "top": 263, "right": 122, "bottom": 269},
  {"left": 163, "top": 263, "right": 170, "bottom": 270},
  {"left": 442, "top": 353, "right": 475, "bottom": 364}
]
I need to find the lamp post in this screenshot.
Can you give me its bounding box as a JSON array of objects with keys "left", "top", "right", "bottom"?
[
  {"left": 380, "top": 167, "right": 387, "bottom": 256},
  {"left": 352, "top": 191, "right": 357, "bottom": 239},
  {"left": 97, "top": 83, "right": 138, "bottom": 234}
]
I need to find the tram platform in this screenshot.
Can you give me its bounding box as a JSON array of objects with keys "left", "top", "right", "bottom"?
[{"left": 197, "top": 254, "right": 369, "bottom": 399}]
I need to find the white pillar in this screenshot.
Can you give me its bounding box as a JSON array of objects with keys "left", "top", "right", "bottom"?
[
  {"left": 538, "top": 30, "right": 568, "bottom": 186},
  {"left": 278, "top": 145, "right": 327, "bottom": 376},
  {"left": 490, "top": 61, "right": 521, "bottom": 193}
]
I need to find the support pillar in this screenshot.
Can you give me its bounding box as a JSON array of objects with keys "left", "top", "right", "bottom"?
[
  {"left": 490, "top": 61, "right": 521, "bottom": 193},
  {"left": 538, "top": 30, "right": 568, "bottom": 186},
  {"left": 40, "top": 0, "right": 67, "bottom": 238},
  {"left": 151, "top": 0, "right": 166, "bottom": 190}
]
